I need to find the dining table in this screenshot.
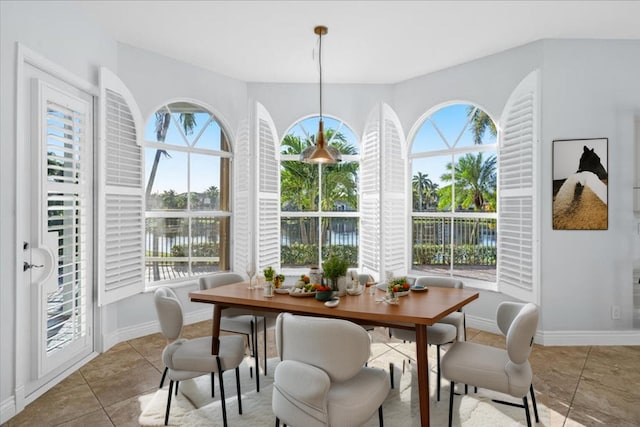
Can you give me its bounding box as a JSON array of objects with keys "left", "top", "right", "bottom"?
[{"left": 189, "top": 281, "right": 479, "bottom": 427}]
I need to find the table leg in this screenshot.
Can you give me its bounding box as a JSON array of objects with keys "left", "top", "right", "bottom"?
[
  {"left": 211, "top": 305, "right": 221, "bottom": 355},
  {"left": 415, "top": 324, "right": 430, "bottom": 427}
]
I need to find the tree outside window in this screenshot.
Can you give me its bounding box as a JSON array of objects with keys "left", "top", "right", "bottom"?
[
  {"left": 411, "top": 104, "right": 497, "bottom": 282},
  {"left": 144, "top": 101, "right": 231, "bottom": 284},
  {"left": 280, "top": 116, "right": 360, "bottom": 269}
]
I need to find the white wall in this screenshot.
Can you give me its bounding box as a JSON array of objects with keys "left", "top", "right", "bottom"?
[
  {"left": 0, "top": 0, "right": 118, "bottom": 415},
  {"left": 99, "top": 44, "right": 250, "bottom": 342},
  {"left": 247, "top": 83, "right": 394, "bottom": 139},
  {"left": 540, "top": 40, "right": 640, "bottom": 333}
]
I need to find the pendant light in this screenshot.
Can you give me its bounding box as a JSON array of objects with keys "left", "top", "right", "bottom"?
[{"left": 300, "top": 25, "right": 341, "bottom": 164}]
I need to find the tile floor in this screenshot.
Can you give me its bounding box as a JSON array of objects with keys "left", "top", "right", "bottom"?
[{"left": 3, "top": 321, "right": 639, "bottom": 427}]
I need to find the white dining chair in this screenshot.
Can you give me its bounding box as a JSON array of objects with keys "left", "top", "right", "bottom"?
[
  {"left": 154, "top": 287, "right": 244, "bottom": 427},
  {"left": 272, "top": 313, "right": 390, "bottom": 427},
  {"left": 199, "top": 272, "right": 275, "bottom": 392},
  {"left": 442, "top": 301, "right": 540, "bottom": 427}
]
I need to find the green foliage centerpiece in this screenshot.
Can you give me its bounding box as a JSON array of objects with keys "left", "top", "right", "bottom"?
[{"left": 322, "top": 255, "right": 349, "bottom": 293}]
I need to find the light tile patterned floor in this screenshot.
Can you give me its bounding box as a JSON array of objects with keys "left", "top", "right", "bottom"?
[{"left": 3, "top": 322, "right": 639, "bottom": 426}]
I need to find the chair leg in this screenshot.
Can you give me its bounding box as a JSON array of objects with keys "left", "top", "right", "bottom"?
[
  {"left": 523, "top": 395, "right": 532, "bottom": 427},
  {"left": 275, "top": 418, "right": 279, "bottom": 427},
  {"left": 530, "top": 384, "right": 540, "bottom": 423},
  {"left": 165, "top": 380, "right": 174, "bottom": 426},
  {"left": 378, "top": 405, "right": 384, "bottom": 427},
  {"left": 255, "top": 317, "right": 260, "bottom": 392},
  {"left": 236, "top": 366, "right": 243, "bottom": 415},
  {"left": 389, "top": 362, "right": 394, "bottom": 389},
  {"left": 448, "top": 380, "right": 455, "bottom": 427},
  {"left": 216, "top": 357, "right": 228, "bottom": 427},
  {"left": 436, "top": 345, "right": 442, "bottom": 401},
  {"left": 211, "top": 372, "right": 215, "bottom": 397},
  {"left": 175, "top": 381, "right": 179, "bottom": 396},
  {"left": 263, "top": 317, "right": 268, "bottom": 376},
  {"left": 249, "top": 320, "right": 255, "bottom": 379},
  {"left": 159, "top": 367, "right": 168, "bottom": 388}
]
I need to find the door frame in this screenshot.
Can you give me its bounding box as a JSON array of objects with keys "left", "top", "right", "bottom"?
[{"left": 14, "top": 43, "right": 102, "bottom": 410}]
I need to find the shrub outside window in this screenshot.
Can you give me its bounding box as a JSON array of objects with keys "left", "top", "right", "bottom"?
[
  {"left": 144, "top": 101, "right": 231, "bottom": 285},
  {"left": 410, "top": 103, "right": 497, "bottom": 283},
  {"left": 280, "top": 116, "right": 360, "bottom": 269}
]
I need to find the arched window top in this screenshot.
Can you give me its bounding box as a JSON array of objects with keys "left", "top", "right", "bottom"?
[
  {"left": 411, "top": 103, "right": 497, "bottom": 154},
  {"left": 144, "top": 101, "right": 230, "bottom": 153},
  {"left": 280, "top": 116, "right": 359, "bottom": 156}
]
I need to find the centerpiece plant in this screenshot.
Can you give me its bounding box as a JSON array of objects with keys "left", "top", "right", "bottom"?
[{"left": 322, "top": 255, "right": 349, "bottom": 291}]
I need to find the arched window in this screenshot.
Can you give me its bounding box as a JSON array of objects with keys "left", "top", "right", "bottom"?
[
  {"left": 410, "top": 103, "right": 497, "bottom": 284},
  {"left": 143, "top": 101, "right": 232, "bottom": 285},
  {"left": 279, "top": 116, "right": 360, "bottom": 269}
]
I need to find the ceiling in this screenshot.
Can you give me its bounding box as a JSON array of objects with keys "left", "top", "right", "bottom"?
[{"left": 78, "top": 1, "right": 640, "bottom": 84}]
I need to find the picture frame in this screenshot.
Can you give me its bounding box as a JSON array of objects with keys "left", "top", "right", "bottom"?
[{"left": 552, "top": 138, "right": 608, "bottom": 230}]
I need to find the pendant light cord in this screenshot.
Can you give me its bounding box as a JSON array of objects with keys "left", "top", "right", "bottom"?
[{"left": 318, "top": 30, "right": 323, "bottom": 121}]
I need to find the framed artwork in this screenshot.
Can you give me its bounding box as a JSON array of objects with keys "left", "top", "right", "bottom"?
[{"left": 552, "top": 138, "right": 608, "bottom": 230}]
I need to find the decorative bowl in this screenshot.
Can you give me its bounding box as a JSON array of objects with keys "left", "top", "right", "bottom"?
[{"left": 315, "top": 290, "right": 334, "bottom": 301}]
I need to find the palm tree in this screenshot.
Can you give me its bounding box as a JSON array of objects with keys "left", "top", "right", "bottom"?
[
  {"left": 438, "top": 153, "right": 496, "bottom": 244},
  {"left": 146, "top": 110, "right": 198, "bottom": 198},
  {"left": 280, "top": 128, "right": 357, "bottom": 258},
  {"left": 438, "top": 153, "right": 496, "bottom": 212},
  {"left": 412, "top": 172, "right": 435, "bottom": 211},
  {"left": 147, "top": 109, "right": 196, "bottom": 280},
  {"left": 466, "top": 106, "right": 496, "bottom": 144}
]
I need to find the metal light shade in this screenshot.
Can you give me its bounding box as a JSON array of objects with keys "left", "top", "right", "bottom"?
[
  {"left": 299, "top": 25, "right": 341, "bottom": 164},
  {"left": 301, "top": 120, "right": 342, "bottom": 163}
]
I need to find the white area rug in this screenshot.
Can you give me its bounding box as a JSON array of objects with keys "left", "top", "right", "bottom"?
[{"left": 139, "top": 343, "right": 555, "bottom": 426}]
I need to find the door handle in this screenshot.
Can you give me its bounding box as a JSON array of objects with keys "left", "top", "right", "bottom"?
[{"left": 24, "top": 262, "right": 44, "bottom": 271}]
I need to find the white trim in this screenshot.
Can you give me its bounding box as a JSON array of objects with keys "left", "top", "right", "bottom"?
[
  {"left": 466, "top": 314, "right": 501, "bottom": 335},
  {"left": 102, "top": 308, "right": 211, "bottom": 351},
  {"left": 538, "top": 330, "right": 640, "bottom": 346},
  {"left": 467, "top": 314, "right": 640, "bottom": 345},
  {"left": 0, "top": 396, "right": 16, "bottom": 424}
]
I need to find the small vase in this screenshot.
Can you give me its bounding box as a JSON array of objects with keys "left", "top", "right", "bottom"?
[
  {"left": 263, "top": 280, "right": 274, "bottom": 297},
  {"left": 336, "top": 276, "right": 348, "bottom": 296}
]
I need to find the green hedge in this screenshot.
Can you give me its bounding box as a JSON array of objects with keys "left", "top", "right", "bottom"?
[
  {"left": 411, "top": 243, "right": 496, "bottom": 265},
  {"left": 281, "top": 244, "right": 359, "bottom": 267},
  {"left": 169, "top": 242, "right": 495, "bottom": 267}
]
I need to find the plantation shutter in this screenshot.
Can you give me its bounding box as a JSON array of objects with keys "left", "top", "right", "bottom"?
[
  {"left": 255, "top": 102, "right": 280, "bottom": 272},
  {"left": 97, "top": 68, "right": 144, "bottom": 306},
  {"left": 233, "top": 116, "right": 252, "bottom": 272},
  {"left": 497, "top": 70, "right": 540, "bottom": 304},
  {"left": 360, "top": 104, "right": 382, "bottom": 278},
  {"left": 380, "top": 104, "right": 407, "bottom": 278}
]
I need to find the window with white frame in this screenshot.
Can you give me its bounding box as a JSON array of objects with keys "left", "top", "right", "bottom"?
[
  {"left": 144, "top": 101, "right": 231, "bottom": 285},
  {"left": 279, "top": 116, "right": 360, "bottom": 269},
  {"left": 410, "top": 103, "right": 497, "bottom": 284}
]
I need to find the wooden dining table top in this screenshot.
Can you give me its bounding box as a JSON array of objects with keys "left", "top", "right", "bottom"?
[{"left": 189, "top": 282, "right": 479, "bottom": 327}]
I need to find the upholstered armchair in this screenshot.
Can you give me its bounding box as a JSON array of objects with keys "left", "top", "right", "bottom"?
[
  {"left": 414, "top": 276, "right": 466, "bottom": 341},
  {"left": 441, "top": 301, "right": 540, "bottom": 427},
  {"left": 272, "top": 313, "right": 390, "bottom": 427},
  {"left": 154, "top": 287, "right": 245, "bottom": 427},
  {"left": 199, "top": 272, "right": 275, "bottom": 391}
]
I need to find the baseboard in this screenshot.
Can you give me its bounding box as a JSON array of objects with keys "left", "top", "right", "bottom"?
[
  {"left": 466, "top": 314, "right": 501, "bottom": 335},
  {"left": 538, "top": 329, "right": 640, "bottom": 346},
  {"left": 102, "top": 307, "right": 211, "bottom": 351},
  {"left": 467, "top": 314, "right": 640, "bottom": 345},
  {"left": 0, "top": 396, "right": 15, "bottom": 424}
]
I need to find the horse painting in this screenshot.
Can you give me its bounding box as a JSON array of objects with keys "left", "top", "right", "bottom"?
[{"left": 553, "top": 144, "right": 608, "bottom": 230}]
